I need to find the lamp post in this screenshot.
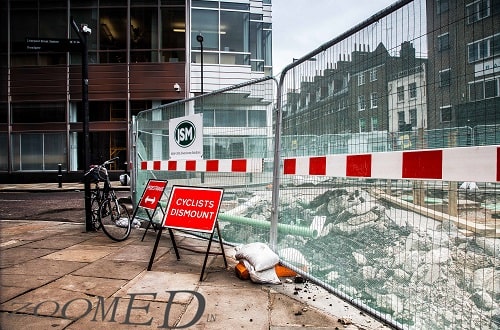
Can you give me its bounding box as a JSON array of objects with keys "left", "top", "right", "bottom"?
[
  {"left": 196, "top": 34, "right": 205, "bottom": 183},
  {"left": 71, "top": 17, "right": 93, "bottom": 232},
  {"left": 196, "top": 34, "right": 204, "bottom": 95}
]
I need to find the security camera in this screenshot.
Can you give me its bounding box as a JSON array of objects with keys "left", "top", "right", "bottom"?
[
  {"left": 81, "top": 24, "right": 92, "bottom": 34},
  {"left": 173, "top": 83, "right": 181, "bottom": 93}
]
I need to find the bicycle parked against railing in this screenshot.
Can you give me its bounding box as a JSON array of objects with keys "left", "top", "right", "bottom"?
[{"left": 84, "top": 157, "right": 132, "bottom": 241}]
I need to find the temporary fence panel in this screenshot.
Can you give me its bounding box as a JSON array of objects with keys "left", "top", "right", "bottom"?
[
  {"left": 132, "top": 0, "right": 500, "bottom": 329},
  {"left": 273, "top": 0, "right": 499, "bottom": 329},
  {"left": 132, "top": 77, "right": 277, "bottom": 240}
]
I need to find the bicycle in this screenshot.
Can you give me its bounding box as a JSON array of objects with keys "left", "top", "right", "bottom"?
[{"left": 84, "top": 157, "right": 132, "bottom": 241}]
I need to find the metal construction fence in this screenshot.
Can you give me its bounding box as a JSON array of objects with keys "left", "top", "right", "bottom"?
[{"left": 132, "top": 0, "right": 499, "bottom": 329}]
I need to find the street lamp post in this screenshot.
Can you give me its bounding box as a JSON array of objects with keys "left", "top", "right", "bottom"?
[
  {"left": 196, "top": 34, "right": 205, "bottom": 183},
  {"left": 71, "top": 17, "right": 93, "bottom": 232},
  {"left": 196, "top": 34, "right": 204, "bottom": 95}
]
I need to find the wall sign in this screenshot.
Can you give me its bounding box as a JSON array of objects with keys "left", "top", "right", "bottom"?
[{"left": 169, "top": 114, "right": 203, "bottom": 160}]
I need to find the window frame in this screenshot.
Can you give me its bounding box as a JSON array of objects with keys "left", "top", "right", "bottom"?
[
  {"left": 358, "top": 73, "right": 365, "bottom": 86},
  {"left": 358, "top": 95, "right": 366, "bottom": 111},
  {"left": 397, "top": 86, "right": 405, "bottom": 102},
  {"left": 466, "top": 0, "right": 490, "bottom": 24},
  {"left": 437, "top": 32, "right": 450, "bottom": 51},
  {"left": 409, "top": 82, "right": 417, "bottom": 99},
  {"left": 370, "top": 92, "right": 378, "bottom": 108},
  {"left": 440, "top": 105, "right": 453, "bottom": 123},
  {"left": 439, "top": 68, "right": 451, "bottom": 87}
]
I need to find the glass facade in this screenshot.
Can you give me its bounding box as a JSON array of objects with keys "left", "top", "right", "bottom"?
[
  {"left": 3, "top": 0, "right": 272, "bottom": 178},
  {"left": 191, "top": 1, "right": 270, "bottom": 70}
]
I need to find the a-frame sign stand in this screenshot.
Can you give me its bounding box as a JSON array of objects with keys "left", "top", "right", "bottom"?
[
  {"left": 147, "top": 185, "right": 227, "bottom": 281},
  {"left": 130, "top": 179, "right": 174, "bottom": 243}
]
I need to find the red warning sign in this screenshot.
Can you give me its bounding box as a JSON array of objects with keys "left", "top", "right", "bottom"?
[
  {"left": 138, "top": 180, "right": 168, "bottom": 211},
  {"left": 163, "top": 186, "right": 224, "bottom": 233}
]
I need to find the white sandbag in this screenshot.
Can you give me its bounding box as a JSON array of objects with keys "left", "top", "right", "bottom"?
[
  {"left": 235, "top": 242, "right": 279, "bottom": 272},
  {"left": 241, "top": 259, "right": 280, "bottom": 284}
]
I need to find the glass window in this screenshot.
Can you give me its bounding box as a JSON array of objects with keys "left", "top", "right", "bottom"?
[
  {"left": 220, "top": 3, "right": 249, "bottom": 10},
  {"left": 467, "top": 0, "right": 490, "bottom": 24},
  {"left": 40, "top": 8, "right": 67, "bottom": 39},
  {"left": 263, "top": 28, "right": 272, "bottom": 67},
  {"left": 397, "top": 86, "right": 405, "bottom": 101},
  {"left": 440, "top": 106, "right": 452, "bottom": 122},
  {"left": 192, "top": 0, "right": 218, "bottom": 8},
  {"left": 201, "top": 109, "right": 215, "bottom": 127},
  {"left": 70, "top": 8, "right": 98, "bottom": 52},
  {"left": 358, "top": 95, "right": 366, "bottom": 111},
  {"left": 370, "top": 92, "right": 378, "bottom": 108},
  {"left": 410, "top": 109, "right": 417, "bottom": 127},
  {"left": 358, "top": 73, "right": 365, "bottom": 86},
  {"left": 192, "top": 9, "right": 219, "bottom": 51},
  {"left": 409, "top": 82, "right": 417, "bottom": 98},
  {"left": 484, "top": 78, "right": 498, "bottom": 98},
  {"left": 439, "top": 69, "right": 451, "bottom": 87},
  {"left": 369, "top": 69, "right": 377, "bottom": 82},
  {"left": 11, "top": 133, "right": 63, "bottom": 171},
  {"left": 250, "top": 21, "right": 263, "bottom": 60},
  {"left": 371, "top": 117, "right": 378, "bottom": 131},
  {"left": 437, "top": 0, "right": 449, "bottom": 14},
  {"left": 359, "top": 118, "right": 366, "bottom": 132},
  {"left": 131, "top": 8, "right": 156, "bottom": 50},
  {"left": 12, "top": 103, "right": 65, "bottom": 123},
  {"left": 398, "top": 111, "right": 405, "bottom": 126},
  {"left": 100, "top": 7, "right": 127, "bottom": 63},
  {"left": 468, "top": 37, "right": 493, "bottom": 63},
  {"left": 216, "top": 110, "right": 245, "bottom": 127},
  {"left": 220, "top": 11, "right": 249, "bottom": 53},
  {"left": 438, "top": 33, "right": 449, "bottom": 51},
  {"left": 161, "top": 6, "right": 186, "bottom": 61},
  {"left": 14, "top": 134, "right": 43, "bottom": 170},
  {"left": 469, "top": 80, "right": 485, "bottom": 101},
  {"left": 44, "top": 133, "right": 66, "bottom": 170},
  {"left": 248, "top": 110, "right": 266, "bottom": 127}
]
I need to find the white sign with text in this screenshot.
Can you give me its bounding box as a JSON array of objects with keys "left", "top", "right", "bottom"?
[{"left": 169, "top": 114, "right": 203, "bottom": 160}]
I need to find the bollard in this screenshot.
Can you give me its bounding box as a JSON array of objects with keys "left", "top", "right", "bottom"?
[{"left": 58, "top": 163, "right": 63, "bottom": 188}]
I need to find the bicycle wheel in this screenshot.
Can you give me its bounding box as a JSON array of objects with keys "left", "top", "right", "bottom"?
[
  {"left": 98, "top": 196, "right": 131, "bottom": 241},
  {"left": 90, "top": 190, "right": 101, "bottom": 230}
]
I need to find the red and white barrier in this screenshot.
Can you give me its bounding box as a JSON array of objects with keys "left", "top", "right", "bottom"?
[
  {"left": 283, "top": 145, "right": 500, "bottom": 182},
  {"left": 140, "top": 158, "right": 263, "bottom": 173},
  {"left": 140, "top": 146, "right": 500, "bottom": 182}
]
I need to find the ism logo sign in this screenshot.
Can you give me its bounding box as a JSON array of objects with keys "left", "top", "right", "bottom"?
[{"left": 174, "top": 120, "right": 196, "bottom": 148}]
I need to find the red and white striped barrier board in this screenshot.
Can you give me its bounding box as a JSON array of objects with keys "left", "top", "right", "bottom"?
[
  {"left": 140, "top": 158, "right": 263, "bottom": 173},
  {"left": 283, "top": 145, "right": 500, "bottom": 182}
]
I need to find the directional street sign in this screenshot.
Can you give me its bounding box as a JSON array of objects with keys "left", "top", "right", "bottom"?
[
  {"left": 25, "top": 37, "right": 81, "bottom": 52},
  {"left": 138, "top": 180, "right": 168, "bottom": 211}
]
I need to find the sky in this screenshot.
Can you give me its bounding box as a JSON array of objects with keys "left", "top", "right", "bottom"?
[{"left": 272, "top": 0, "right": 397, "bottom": 74}]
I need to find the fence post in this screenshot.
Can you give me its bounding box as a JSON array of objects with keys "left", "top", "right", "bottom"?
[{"left": 448, "top": 132, "right": 458, "bottom": 216}]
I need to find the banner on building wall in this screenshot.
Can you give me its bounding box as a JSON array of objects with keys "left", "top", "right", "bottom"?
[{"left": 169, "top": 114, "right": 203, "bottom": 160}]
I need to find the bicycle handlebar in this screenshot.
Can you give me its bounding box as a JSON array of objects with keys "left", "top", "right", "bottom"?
[
  {"left": 103, "top": 156, "right": 120, "bottom": 166},
  {"left": 84, "top": 157, "right": 120, "bottom": 177}
]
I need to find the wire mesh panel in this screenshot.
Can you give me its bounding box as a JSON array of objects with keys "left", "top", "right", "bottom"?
[
  {"left": 133, "top": 77, "right": 276, "bottom": 240},
  {"left": 274, "top": 0, "right": 499, "bottom": 329},
  {"left": 133, "top": 0, "right": 499, "bottom": 329}
]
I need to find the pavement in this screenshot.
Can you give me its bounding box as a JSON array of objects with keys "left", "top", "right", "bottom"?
[{"left": 0, "top": 183, "right": 391, "bottom": 330}]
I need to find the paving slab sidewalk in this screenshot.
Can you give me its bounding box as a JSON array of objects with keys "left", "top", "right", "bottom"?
[{"left": 0, "top": 220, "right": 389, "bottom": 329}]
